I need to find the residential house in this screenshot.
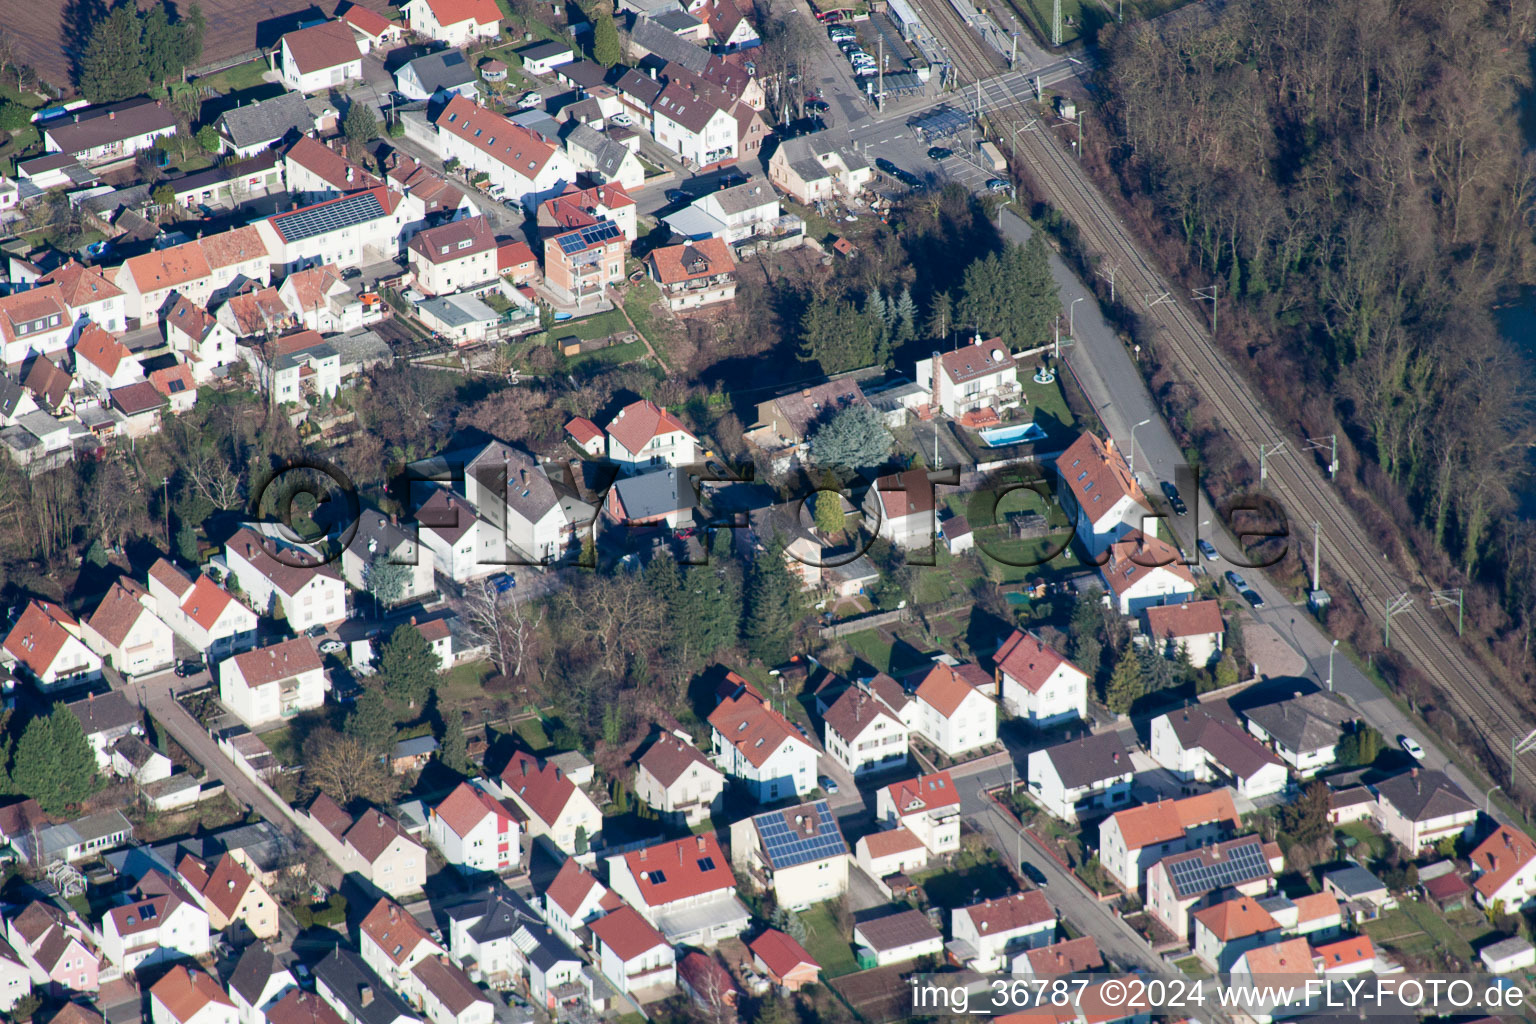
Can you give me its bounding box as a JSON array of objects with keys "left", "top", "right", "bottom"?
[
  {"left": 497, "top": 241, "right": 538, "bottom": 285},
  {"left": 1027, "top": 731, "right": 1134, "bottom": 823},
  {"left": 1144, "top": 600, "right": 1224, "bottom": 666},
  {"left": 6, "top": 901, "right": 97, "bottom": 996},
  {"left": 588, "top": 906, "right": 675, "bottom": 998},
  {"left": 1229, "top": 939, "right": 1315, "bottom": 1024},
  {"left": 1482, "top": 936, "right": 1536, "bottom": 975},
  {"left": 43, "top": 99, "right": 178, "bottom": 165},
  {"left": 852, "top": 909, "right": 942, "bottom": 968},
  {"left": 177, "top": 853, "right": 279, "bottom": 941},
  {"left": 266, "top": 991, "right": 348, "bottom": 1024},
  {"left": 309, "top": 797, "right": 429, "bottom": 898},
  {"left": 1192, "top": 897, "right": 1282, "bottom": 972},
  {"left": 413, "top": 294, "right": 504, "bottom": 344},
  {"left": 651, "top": 78, "right": 742, "bottom": 168},
  {"left": 708, "top": 673, "right": 818, "bottom": 801},
  {"left": 613, "top": 69, "right": 664, "bottom": 130},
  {"left": 146, "top": 558, "right": 259, "bottom": 661},
  {"left": 461, "top": 440, "right": 575, "bottom": 564},
  {"left": 396, "top": 51, "right": 480, "bottom": 102},
  {"left": 66, "top": 691, "right": 142, "bottom": 770},
  {"left": 447, "top": 889, "right": 587, "bottom": 1005},
  {"left": 1100, "top": 530, "right": 1196, "bottom": 616},
  {"left": 749, "top": 930, "right": 819, "bottom": 993},
  {"left": 283, "top": 136, "right": 383, "bottom": 203},
  {"left": 820, "top": 681, "right": 908, "bottom": 776},
  {"left": 563, "top": 123, "right": 645, "bottom": 192},
  {"left": 427, "top": 781, "right": 524, "bottom": 875},
  {"left": 635, "top": 731, "right": 725, "bottom": 827},
  {"left": 1372, "top": 768, "right": 1478, "bottom": 852},
  {"left": 360, "top": 897, "right": 443, "bottom": 996},
  {"left": 39, "top": 259, "right": 126, "bottom": 337},
  {"left": 114, "top": 227, "right": 272, "bottom": 327},
  {"left": 1148, "top": 702, "right": 1288, "bottom": 799},
  {"left": 627, "top": 16, "right": 711, "bottom": 72},
  {"left": 1055, "top": 432, "right": 1154, "bottom": 556},
  {"left": 408, "top": 218, "right": 498, "bottom": 296},
  {"left": 110, "top": 380, "right": 168, "bottom": 438},
  {"left": 228, "top": 945, "right": 297, "bottom": 1024},
  {"left": 1012, "top": 936, "right": 1103, "bottom": 978},
  {"left": 313, "top": 948, "right": 417, "bottom": 1024},
  {"left": 100, "top": 870, "right": 212, "bottom": 971},
  {"left": 341, "top": 511, "right": 436, "bottom": 606},
  {"left": 866, "top": 468, "right": 938, "bottom": 550},
  {"left": 15, "top": 809, "right": 132, "bottom": 866},
  {"left": 1242, "top": 691, "right": 1355, "bottom": 778},
  {"left": 216, "top": 91, "right": 315, "bottom": 158},
  {"left": 607, "top": 833, "right": 752, "bottom": 946},
  {"left": 751, "top": 378, "right": 868, "bottom": 448},
  {"left": 3, "top": 599, "right": 102, "bottom": 691},
  {"left": 854, "top": 826, "right": 928, "bottom": 885},
  {"left": 1471, "top": 824, "right": 1536, "bottom": 910},
  {"left": 909, "top": 659, "right": 998, "bottom": 759},
  {"left": 1145, "top": 836, "right": 1283, "bottom": 941},
  {"left": 604, "top": 399, "right": 698, "bottom": 472},
  {"left": 81, "top": 579, "right": 173, "bottom": 678},
  {"left": 1322, "top": 864, "right": 1393, "bottom": 918},
  {"left": 678, "top": 180, "right": 780, "bottom": 244},
  {"left": 403, "top": 0, "right": 502, "bottom": 46},
  {"left": 1097, "top": 790, "right": 1239, "bottom": 895},
  {"left": 730, "top": 801, "right": 850, "bottom": 911},
  {"left": 434, "top": 96, "right": 575, "bottom": 210},
  {"left": 768, "top": 136, "right": 873, "bottom": 203},
  {"left": 1313, "top": 935, "right": 1375, "bottom": 976},
  {"left": 415, "top": 488, "right": 485, "bottom": 583},
  {"left": 876, "top": 771, "right": 961, "bottom": 855},
  {"left": 217, "top": 285, "right": 293, "bottom": 339},
  {"left": 497, "top": 750, "right": 603, "bottom": 854},
  {"left": 914, "top": 337, "right": 1020, "bottom": 420},
  {"left": 218, "top": 637, "right": 328, "bottom": 727},
  {"left": 0, "top": 939, "right": 30, "bottom": 1012},
  {"left": 0, "top": 286, "right": 73, "bottom": 367},
  {"left": 645, "top": 238, "right": 737, "bottom": 310},
  {"left": 223, "top": 527, "right": 347, "bottom": 629},
  {"left": 385, "top": 154, "right": 478, "bottom": 223},
  {"left": 1256, "top": 891, "right": 1343, "bottom": 942},
  {"left": 411, "top": 956, "right": 492, "bottom": 1024},
  {"left": 162, "top": 294, "right": 239, "bottom": 382},
  {"left": 278, "top": 265, "right": 368, "bottom": 335},
  {"left": 542, "top": 182, "right": 639, "bottom": 244},
  {"left": 258, "top": 187, "right": 419, "bottom": 274},
  {"left": 151, "top": 967, "right": 236, "bottom": 1024},
  {"left": 279, "top": 22, "right": 364, "bottom": 94},
  {"left": 951, "top": 891, "right": 1055, "bottom": 972},
  {"left": 993, "top": 630, "right": 1088, "bottom": 726},
  {"left": 543, "top": 216, "right": 626, "bottom": 307},
  {"left": 19, "top": 356, "right": 73, "bottom": 414},
  {"left": 542, "top": 858, "right": 620, "bottom": 949},
  {"left": 241, "top": 329, "right": 343, "bottom": 404}
]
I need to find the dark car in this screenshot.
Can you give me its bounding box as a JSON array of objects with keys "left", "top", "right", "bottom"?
[
  {"left": 778, "top": 116, "right": 827, "bottom": 139},
  {"left": 876, "top": 157, "right": 920, "bottom": 187},
  {"left": 1161, "top": 481, "right": 1189, "bottom": 516},
  {"left": 665, "top": 188, "right": 691, "bottom": 204},
  {"left": 1241, "top": 588, "right": 1266, "bottom": 609},
  {"left": 1021, "top": 862, "right": 1049, "bottom": 887},
  {"left": 305, "top": 624, "right": 327, "bottom": 638},
  {"left": 175, "top": 660, "right": 204, "bottom": 678},
  {"left": 717, "top": 171, "right": 748, "bottom": 188},
  {"left": 1225, "top": 570, "right": 1248, "bottom": 590},
  {"left": 927, "top": 146, "right": 953, "bottom": 160},
  {"left": 805, "top": 99, "right": 830, "bottom": 113}
]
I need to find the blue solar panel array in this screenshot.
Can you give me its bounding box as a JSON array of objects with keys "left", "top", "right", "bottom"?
[
  {"left": 1166, "top": 838, "right": 1268, "bottom": 897},
  {"left": 274, "top": 192, "right": 386, "bottom": 242},
  {"left": 755, "top": 800, "right": 847, "bottom": 869},
  {"left": 556, "top": 219, "right": 622, "bottom": 255}
]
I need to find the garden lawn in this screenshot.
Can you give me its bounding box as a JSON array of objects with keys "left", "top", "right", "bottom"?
[
  {"left": 567, "top": 339, "right": 647, "bottom": 369},
  {"left": 195, "top": 59, "right": 271, "bottom": 94},
  {"left": 796, "top": 903, "right": 858, "bottom": 977},
  {"left": 1363, "top": 901, "right": 1476, "bottom": 962}
]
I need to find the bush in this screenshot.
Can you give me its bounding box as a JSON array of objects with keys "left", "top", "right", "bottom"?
[{"left": 294, "top": 892, "right": 348, "bottom": 928}]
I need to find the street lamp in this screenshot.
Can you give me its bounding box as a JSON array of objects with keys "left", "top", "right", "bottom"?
[
  {"left": 162, "top": 477, "right": 170, "bottom": 548},
  {"left": 1128, "top": 418, "right": 1151, "bottom": 477},
  {"left": 1069, "top": 297, "right": 1083, "bottom": 336},
  {"left": 1326, "top": 639, "right": 1338, "bottom": 692},
  {"left": 1487, "top": 784, "right": 1503, "bottom": 814}
]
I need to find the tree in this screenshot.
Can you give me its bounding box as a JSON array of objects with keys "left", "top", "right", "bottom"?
[
  {"left": 438, "top": 713, "right": 470, "bottom": 774},
  {"left": 591, "top": 1, "right": 621, "bottom": 67},
  {"left": 1277, "top": 780, "right": 1331, "bottom": 850},
  {"left": 574, "top": 825, "right": 589, "bottom": 854},
  {"left": 84, "top": 539, "right": 108, "bottom": 567},
  {"left": 343, "top": 103, "right": 379, "bottom": 149},
  {"left": 176, "top": 518, "right": 199, "bottom": 563},
  {"left": 808, "top": 404, "right": 892, "bottom": 471},
  {"left": 455, "top": 579, "right": 543, "bottom": 679},
  {"left": 152, "top": 183, "right": 174, "bottom": 208},
  {"left": 78, "top": 3, "right": 148, "bottom": 102},
  {"left": 1011, "top": 232, "right": 1059, "bottom": 347},
  {"left": 813, "top": 489, "right": 846, "bottom": 536},
  {"left": 195, "top": 124, "right": 220, "bottom": 153},
  {"left": 925, "top": 290, "right": 953, "bottom": 343},
  {"left": 1104, "top": 648, "right": 1142, "bottom": 714},
  {"left": 10, "top": 705, "right": 98, "bottom": 814},
  {"left": 345, "top": 690, "right": 397, "bottom": 751},
  {"left": 743, "top": 542, "right": 806, "bottom": 664},
  {"left": 141, "top": 4, "right": 179, "bottom": 85},
  {"left": 0, "top": 102, "right": 29, "bottom": 132},
  {"left": 798, "top": 296, "right": 877, "bottom": 374},
  {"left": 894, "top": 286, "right": 917, "bottom": 346},
  {"left": 364, "top": 555, "right": 409, "bottom": 615},
  {"left": 378, "top": 624, "right": 438, "bottom": 709},
  {"left": 304, "top": 729, "right": 397, "bottom": 805},
  {"left": 1335, "top": 722, "right": 1384, "bottom": 767}
]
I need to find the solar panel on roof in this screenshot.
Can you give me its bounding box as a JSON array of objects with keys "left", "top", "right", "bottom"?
[
  {"left": 273, "top": 192, "right": 386, "bottom": 242},
  {"left": 755, "top": 801, "right": 847, "bottom": 869},
  {"left": 1165, "top": 839, "right": 1268, "bottom": 897}
]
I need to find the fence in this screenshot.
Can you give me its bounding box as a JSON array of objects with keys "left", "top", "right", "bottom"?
[
  {"left": 187, "top": 50, "right": 266, "bottom": 80},
  {"left": 820, "top": 606, "right": 911, "bottom": 638}
]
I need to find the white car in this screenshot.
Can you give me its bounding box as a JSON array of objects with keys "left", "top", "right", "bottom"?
[
  {"left": 609, "top": 111, "right": 635, "bottom": 127},
  {"left": 1399, "top": 736, "right": 1426, "bottom": 760},
  {"left": 518, "top": 91, "right": 543, "bottom": 110},
  {"left": 318, "top": 639, "right": 345, "bottom": 654}
]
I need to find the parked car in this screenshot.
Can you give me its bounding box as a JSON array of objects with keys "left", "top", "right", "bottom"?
[
  {"left": 609, "top": 111, "right": 634, "bottom": 127},
  {"left": 1240, "top": 588, "right": 1265, "bottom": 609},
  {"left": 175, "top": 660, "right": 204, "bottom": 678},
  {"left": 665, "top": 188, "right": 691, "bottom": 204},
  {"left": 819, "top": 775, "right": 840, "bottom": 794},
  {"left": 318, "top": 639, "right": 345, "bottom": 654},
  {"left": 1161, "top": 481, "right": 1189, "bottom": 515},
  {"left": 491, "top": 573, "right": 517, "bottom": 593},
  {"left": 805, "top": 99, "right": 830, "bottom": 113},
  {"left": 1400, "top": 736, "right": 1426, "bottom": 760},
  {"left": 1225, "top": 570, "right": 1248, "bottom": 590},
  {"left": 927, "top": 146, "right": 953, "bottom": 160},
  {"left": 1197, "top": 538, "right": 1219, "bottom": 561},
  {"left": 305, "top": 624, "right": 327, "bottom": 638},
  {"left": 518, "top": 91, "right": 542, "bottom": 109},
  {"left": 1021, "top": 862, "right": 1049, "bottom": 887},
  {"left": 986, "top": 178, "right": 1012, "bottom": 192}
]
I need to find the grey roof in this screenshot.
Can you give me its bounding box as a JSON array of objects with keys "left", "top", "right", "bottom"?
[
  {"left": 1373, "top": 769, "right": 1475, "bottom": 823},
  {"left": 219, "top": 92, "right": 313, "bottom": 150},
  {"left": 104, "top": 820, "right": 293, "bottom": 878},
  {"left": 399, "top": 50, "right": 477, "bottom": 94},
  {"left": 651, "top": 8, "right": 703, "bottom": 32},
  {"left": 346, "top": 508, "right": 419, "bottom": 560},
  {"left": 701, "top": 180, "right": 776, "bottom": 216},
  {"left": 1482, "top": 936, "right": 1534, "bottom": 962},
  {"left": 777, "top": 134, "right": 871, "bottom": 176},
  {"left": 555, "top": 60, "right": 609, "bottom": 90},
  {"left": 661, "top": 206, "right": 726, "bottom": 240},
  {"left": 66, "top": 690, "right": 140, "bottom": 737},
  {"left": 37, "top": 810, "right": 132, "bottom": 859},
  {"left": 330, "top": 328, "right": 393, "bottom": 370},
  {"left": 273, "top": 337, "right": 339, "bottom": 371},
  {"left": 1040, "top": 730, "right": 1132, "bottom": 789},
  {"left": 464, "top": 440, "right": 563, "bottom": 525},
  {"left": 392, "top": 735, "right": 439, "bottom": 759},
  {"left": 629, "top": 17, "right": 712, "bottom": 74},
  {"left": 563, "top": 122, "right": 632, "bottom": 181},
  {"left": 229, "top": 944, "right": 294, "bottom": 1006},
  {"left": 510, "top": 110, "right": 563, "bottom": 138},
  {"left": 113, "top": 735, "right": 161, "bottom": 769},
  {"left": 1324, "top": 863, "right": 1387, "bottom": 898},
  {"left": 1242, "top": 691, "right": 1354, "bottom": 754},
  {"left": 418, "top": 294, "right": 499, "bottom": 328},
  {"left": 45, "top": 99, "right": 178, "bottom": 155},
  {"left": 447, "top": 889, "right": 580, "bottom": 973},
  {"left": 0, "top": 376, "right": 27, "bottom": 419},
  {"left": 521, "top": 40, "right": 574, "bottom": 61},
  {"left": 611, "top": 468, "right": 692, "bottom": 521},
  {"left": 614, "top": 68, "right": 663, "bottom": 107},
  {"left": 314, "top": 947, "right": 415, "bottom": 1024}
]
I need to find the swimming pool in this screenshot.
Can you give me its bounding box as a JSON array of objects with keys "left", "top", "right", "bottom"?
[{"left": 979, "top": 422, "right": 1047, "bottom": 447}]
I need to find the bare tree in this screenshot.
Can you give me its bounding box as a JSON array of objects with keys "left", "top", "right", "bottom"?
[
  {"left": 455, "top": 579, "right": 543, "bottom": 678},
  {"left": 303, "top": 730, "right": 398, "bottom": 806},
  {"left": 184, "top": 447, "right": 245, "bottom": 510}
]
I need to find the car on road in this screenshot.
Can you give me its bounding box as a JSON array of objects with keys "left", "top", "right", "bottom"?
[
  {"left": 665, "top": 188, "right": 691, "bottom": 204},
  {"left": 1021, "top": 862, "right": 1049, "bottom": 887},
  {"left": 927, "top": 146, "right": 953, "bottom": 160},
  {"left": 876, "top": 157, "right": 920, "bottom": 187},
  {"left": 1161, "top": 481, "right": 1189, "bottom": 515},
  {"left": 717, "top": 171, "right": 748, "bottom": 188},
  {"left": 608, "top": 111, "right": 634, "bottom": 127},
  {"left": 1400, "top": 735, "right": 1426, "bottom": 760},
  {"left": 1240, "top": 588, "right": 1265, "bottom": 609},
  {"left": 805, "top": 99, "right": 830, "bottom": 113},
  {"left": 491, "top": 573, "right": 517, "bottom": 593},
  {"left": 1197, "top": 539, "right": 1219, "bottom": 561},
  {"left": 778, "top": 116, "right": 827, "bottom": 139},
  {"left": 175, "top": 660, "right": 204, "bottom": 678},
  {"left": 305, "top": 624, "right": 327, "bottom": 638},
  {"left": 518, "top": 91, "right": 542, "bottom": 109},
  {"left": 1225, "top": 570, "right": 1248, "bottom": 590},
  {"left": 986, "top": 178, "right": 1012, "bottom": 193},
  {"left": 819, "top": 775, "right": 840, "bottom": 794},
  {"left": 318, "top": 639, "right": 345, "bottom": 654}
]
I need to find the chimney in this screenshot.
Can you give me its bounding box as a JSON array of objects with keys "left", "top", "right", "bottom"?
[
  {"left": 697, "top": 835, "right": 707, "bottom": 851},
  {"left": 109, "top": 110, "right": 116, "bottom": 120},
  {"left": 360, "top": 986, "right": 375, "bottom": 1007}
]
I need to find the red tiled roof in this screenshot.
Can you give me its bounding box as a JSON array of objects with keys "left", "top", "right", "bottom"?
[
  {"left": 860, "top": 826, "right": 924, "bottom": 859},
  {"left": 1193, "top": 897, "right": 1278, "bottom": 942},
  {"left": 282, "top": 21, "right": 362, "bottom": 75},
  {"left": 1105, "top": 791, "right": 1237, "bottom": 851},
  {"left": 565, "top": 416, "right": 602, "bottom": 445},
  {"left": 228, "top": 637, "right": 322, "bottom": 687},
  {"left": 938, "top": 337, "right": 1014, "bottom": 384},
  {"left": 1472, "top": 825, "right": 1536, "bottom": 900},
  {"left": 152, "top": 966, "right": 234, "bottom": 1023},
  {"left": 150, "top": 364, "right": 197, "bottom": 401},
  {"left": 637, "top": 732, "right": 716, "bottom": 788},
  {"left": 994, "top": 631, "right": 1084, "bottom": 695},
  {"left": 961, "top": 891, "right": 1053, "bottom": 935},
  {"left": 589, "top": 904, "right": 667, "bottom": 961},
  {"left": 874, "top": 467, "right": 935, "bottom": 519},
  {"left": 285, "top": 136, "right": 381, "bottom": 193},
  {"left": 749, "top": 929, "right": 818, "bottom": 979},
  {"left": 110, "top": 380, "right": 165, "bottom": 416},
  {"left": 913, "top": 661, "right": 983, "bottom": 718},
  {"left": 1101, "top": 530, "right": 1195, "bottom": 597},
  {"left": 1314, "top": 935, "right": 1374, "bottom": 969},
  {"left": 1238, "top": 937, "right": 1314, "bottom": 976},
  {"left": 1058, "top": 431, "right": 1149, "bottom": 518},
  {"left": 408, "top": 216, "right": 496, "bottom": 265},
  {"left": 345, "top": 808, "right": 421, "bottom": 864},
  {"left": 437, "top": 95, "right": 558, "bottom": 180},
  {"left": 1292, "top": 892, "right": 1340, "bottom": 924},
  {"left": 0, "top": 285, "right": 72, "bottom": 347},
  {"left": 545, "top": 858, "right": 607, "bottom": 917},
  {"left": 181, "top": 574, "right": 237, "bottom": 631},
  {"left": 646, "top": 238, "right": 734, "bottom": 286},
  {"left": 1022, "top": 937, "right": 1102, "bottom": 976},
  {"left": 361, "top": 897, "right": 436, "bottom": 966},
  {"left": 606, "top": 398, "right": 694, "bottom": 456},
  {"left": 622, "top": 833, "right": 734, "bottom": 907},
  {"left": 40, "top": 259, "right": 123, "bottom": 306},
  {"left": 340, "top": 3, "right": 397, "bottom": 37},
  {"left": 708, "top": 673, "right": 810, "bottom": 768},
  {"left": 4, "top": 599, "right": 81, "bottom": 676},
  {"left": 1144, "top": 599, "right": 1224, "bottom": 639},
  {"left": 543, "top": 183, "right": 635, "bottom": 229},
  {"left": 433, "top": 781, "right": 521, "bottom": 838},
  {"left": 500, "top": 750, "right": 582, "bottom": 826},
  {"left": 884, "top": 771, "right": 960, "bottom": 815},
  {"left": 498, "top": 240, "right": 537, "bottom": 270},
  {"left": 149, "top": 557, "right": 194, "bottom": 598},
  {"left": 86, "top": 579, "right": 154, "bottom": 648},
  {"left": 417, "top": 0, "right": 502, "bottom": 26}
]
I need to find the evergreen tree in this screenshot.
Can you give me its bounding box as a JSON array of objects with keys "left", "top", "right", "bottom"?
[
  {"left": 11, "top": 706, "right": 98, "bottom": 813},
  {"left": 365, "top": 555, "right": 410, "bottom": 615},
  {"left": 1137, "top": 645, "right": 1175, "bottom": 692},
  {"left": 1104, "top": 648, "right": 1143, "bottom": 714},
  {"left": 894, "top": 286, "right": 917, "bottom": 345},
  {"left": 379, "top": 624, "right": 439, "bottom": 708},
  {"left": 808, "top": 404, "right": 893, "bottom": 470},
  {"left": 925, "top": 290, "right": 952, "bottom": 343},
  {"left": 744, "top": 542, "right": 806, "bottom": 664},
  {"left": 0, "top": 103, "right": 30, "bottom": 132},
  {"left": 574, "top": 825, "right": 589, "bottom": 854},
  {"left": 343, "top": 103, "right": 379, "bottom": 149},
  {"left": 141, "top": 5, "right": 180, "bottom": 86},
  {"left": 1226, "top": 613, "right": 1248, "bottom": 677},
  {"left": 1016, "top": 232, "right": 1060, "bottom": 347},
  {"left": 591, "top": 1, "right": 622, "bottom": 67},
  {"left": 813, "top": 490, "right": 846, "bottom": 536},
  {"left": 958, "top": 253, "right": 1004, "bottom": 338},
  {"left": 799, "top": 296, "right": 877, "bottom": 374},
  {"left": 438, "top": 714, "right": 470, "bottom": 773},
  {"left": 182, "top": 4, "right": 206, "bottom": 70},
  {"left": 176, "top": 519, "right": 198, "bottom": 563},
  {"left": 1277, "top": 780, "right": 1331, "bottom": 848},
  {"left": 85, "top": 539, "right": 108, "bottom": 567},
  {"left": 79, "top": 3, "right": 149, "bottom": 103},
  {"left": 195, "top": 125, "right": 220, "bottom": 152},
  {"left": 345, "top": 690, "right": 397, "bottom": 752}
]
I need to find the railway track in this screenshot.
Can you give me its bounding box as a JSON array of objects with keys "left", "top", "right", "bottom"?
[
  {"left": 998, "top": 97, "right": 1532, "bottom": 791},
  {"left": 910, "top": 0, "right": 1007, "bottom": 85}
]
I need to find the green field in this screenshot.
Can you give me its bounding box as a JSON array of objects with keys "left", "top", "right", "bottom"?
[{"left": 796, "top": 902, "right": 859, "bottom": 977}]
